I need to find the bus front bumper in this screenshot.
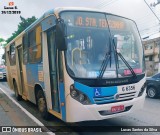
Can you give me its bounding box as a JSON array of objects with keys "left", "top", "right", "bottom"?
[{"left": 66, "top": 92, "right": 146, "bottom": 122}]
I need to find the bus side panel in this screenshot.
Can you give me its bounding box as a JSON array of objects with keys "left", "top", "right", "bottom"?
[
  {"left": 25, "top": 63, "right": 44, "bottom": 104},
  {"left": 42, "top": 32, "right": 52, "bottom": 111},
  {"left": 59, "top": 82, "right": 66, "bottom": 121},
  {"left": 9, "top": 66, "right": 19, "bottom": 92},
  {"left": 62, "top": 52, "right": 74, "bottom": 122},
  {"left": 5, "top": 50, "right": 13, "bottom": 90}
]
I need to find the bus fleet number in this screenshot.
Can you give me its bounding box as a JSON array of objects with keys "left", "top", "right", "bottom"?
[{"left": 122, "top": 85, "right": 135, "bottom": 92}]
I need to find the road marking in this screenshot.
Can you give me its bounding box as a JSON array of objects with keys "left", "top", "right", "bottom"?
[{"left": 0, "top": 87, "right": 55, "bottom": 135}]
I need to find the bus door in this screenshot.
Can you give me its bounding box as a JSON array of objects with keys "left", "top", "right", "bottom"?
[
  {"left": 17, "top": 46, "right": 26, "bottom": 97},
  {"left": 47, "top": 29, "right": 60, "bottom": 112}
]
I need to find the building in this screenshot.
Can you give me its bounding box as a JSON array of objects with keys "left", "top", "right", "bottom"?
[{"left": 143, "top": 37, "right": 160, "bottom": 76}]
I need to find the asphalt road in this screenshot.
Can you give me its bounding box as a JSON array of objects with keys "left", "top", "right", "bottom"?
[{"left": 0, "top": 81, "right": 160, "bottom": 135}]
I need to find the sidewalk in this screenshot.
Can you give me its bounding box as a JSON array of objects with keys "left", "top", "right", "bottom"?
[{"left": 0, "top": 89, "right": 48, "bottom": 135}]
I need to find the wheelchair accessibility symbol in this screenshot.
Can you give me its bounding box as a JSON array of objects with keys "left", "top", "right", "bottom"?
[{"left": 94, "top": 88, "right": 101, "bottom": 97}]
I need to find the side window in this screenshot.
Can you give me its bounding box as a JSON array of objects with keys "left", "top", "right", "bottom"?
[
  {"left": 28, "top": 26, "right": 42, "bottom": 63},
  {"left": 28, "top": 29, "right": 36, "bottom": 63},
  {"left": 23, "top": 34, "right": 28, "bottom": 64},
  {"left": 153, "top": 73, "right": 160, "bottom": 79},
  {"left": 9, "top": 43, "right": 16, "bottom": 65}
]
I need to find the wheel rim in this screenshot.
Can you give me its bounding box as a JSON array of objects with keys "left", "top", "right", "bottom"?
[
  {"left": 148, "top": 88, "right": 156, "bottom": 97},
  {"left": 38, "top": 97, "right": 46, "bottom": 113}
]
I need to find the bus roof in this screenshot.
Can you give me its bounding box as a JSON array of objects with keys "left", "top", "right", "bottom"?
[
  {"left": 6, "top": 7, "right": 131, "bottom": 47},
  {"left": 24, "top": 7, "right": 101, "bottom": 32},
  {"left": 6, "top": 7, "right": 104, "bottom": 47}
]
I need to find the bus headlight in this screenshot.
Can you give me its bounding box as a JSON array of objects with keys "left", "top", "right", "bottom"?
[
  {"left": 138, "top": 82, "right": 146, "bottom": 97},
  {"left": 71, "top": 90, "right": 78, "bottom": 97},
  {"left": 79, "top": 94, "right": 85, "bottom": 102},
  {"left": 70, "top": 84, "right": 91, "bottom": 105}
]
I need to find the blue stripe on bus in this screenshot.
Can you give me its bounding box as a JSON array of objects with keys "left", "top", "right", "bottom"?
[
  {"left": 74, "top": 82, "right": 117, "bottom": 104},
  {"left": 59, "top": 82, "right": 66, "bottom": 121},
  {"left": 26, "top": 64, "right": 44, "bottom": 88}
]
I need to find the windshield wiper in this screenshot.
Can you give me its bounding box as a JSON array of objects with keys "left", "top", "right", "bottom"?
[
  {"left": 117, "top": 52, "right": 137, "bottom": 78},
  {"left": 97, "top": 52, "right": 111, "bottom": 79},
  {"left": 112, "top": 38, "right": 137, "bottom": 78}
]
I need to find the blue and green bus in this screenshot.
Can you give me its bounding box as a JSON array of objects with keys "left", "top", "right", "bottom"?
[{"left": 5, "top": 7, "right": 146, "bottom": 122}]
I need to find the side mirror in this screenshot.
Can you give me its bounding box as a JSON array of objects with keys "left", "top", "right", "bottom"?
[{"left": 55, "top": 19, "right": 67, "bottom": 51}]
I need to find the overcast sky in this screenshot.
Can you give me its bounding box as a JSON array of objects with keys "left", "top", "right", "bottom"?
[{"left": 0, "top": 0, "right": 160, "bottom": 40}]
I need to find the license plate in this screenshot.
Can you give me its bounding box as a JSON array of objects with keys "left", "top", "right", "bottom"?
[{"left": 111, "top": 105, "right": 124, "bottom": 113}]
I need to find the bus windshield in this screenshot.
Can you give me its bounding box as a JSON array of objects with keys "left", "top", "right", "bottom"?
[{"left": 61, "top": 11, "right": 145, "bottom": 79}]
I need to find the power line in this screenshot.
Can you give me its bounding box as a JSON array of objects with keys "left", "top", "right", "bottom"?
[
  {"left": 95, "top": 0, "right": 160, "bottom": 38},
  {"left": 137, "top": 21, "right": 158, "bottom": 28},
  {"left": 96, "top": 0, "right": 111, "bottom": 8},
  {"left": 95, "top": 0, "right": 160, "bottom": 29},
  {"left": 140, "top": 24, "right": 160, "bottom": 32},
  {"left": 144, "top": 0, "right": 160, "bottom": 22},
  {"left": 141, "top": 29, "right": 160, "bottom": 36},
  {"left": 142, "top": 31, "right": 160, "bottom": 39},
  {"left": 96, "top": 0, "right": 119, "bottom": 9},
  {"left": 95, "top": 0, "right": 160, "bottom": 26},
  {"left": 136, "top": 12, "right": 160, "bottom": 22},
  {"left": 136, "top": 15, "right": 160, "bottom": 24}
]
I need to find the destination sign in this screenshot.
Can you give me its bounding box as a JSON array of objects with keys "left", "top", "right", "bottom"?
[{"left": 74, "top": 16, "right": 125, "bottom": 29}]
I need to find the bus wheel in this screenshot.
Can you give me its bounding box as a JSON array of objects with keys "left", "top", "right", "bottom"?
[
  {"left": 37, "top": 90, "right": 50, "bottom": 120},
  {"left": 13, "top": 81, "right": 22, "bottom": 101}
]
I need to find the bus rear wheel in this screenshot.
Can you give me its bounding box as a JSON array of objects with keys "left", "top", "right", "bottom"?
[
  {"left": 13, "top": 81, "right": 22, "bottom": 101},
  {"left": 37, "top": 90, "right": 50, "bottom": 120}
]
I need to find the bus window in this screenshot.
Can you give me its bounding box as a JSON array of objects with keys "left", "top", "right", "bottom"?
[
  {"left": 28, "top": 26, "right": 42, "bottom": 63},
  {"left": 23, "top": 34, "right": 28, "bottom": 64},
  {"left": 35, "top": 26, "right": 42, "bottom": 61},
  {"left": 28, "top": 29, "right": 36, "bottom": 63}
]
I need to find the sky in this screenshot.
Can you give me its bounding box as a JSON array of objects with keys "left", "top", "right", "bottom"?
[{"left": 0, "top": 0, "right": 160, "bottom": 41}]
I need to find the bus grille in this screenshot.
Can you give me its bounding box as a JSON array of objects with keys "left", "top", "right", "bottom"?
[{"left": 94, "top": 92, "right": 136, "bottom": 105}]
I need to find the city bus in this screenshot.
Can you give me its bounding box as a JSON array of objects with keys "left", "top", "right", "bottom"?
[{"left": 5, "top": 7, "right": 146, "bottom": 122}]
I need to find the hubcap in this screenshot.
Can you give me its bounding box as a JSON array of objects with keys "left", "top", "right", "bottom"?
[
  {"left": 148, "top": 88, "right": 156, "bottom": 97},
  {"left": 38, "top": 97, "right": 45, "bottom": 112}
]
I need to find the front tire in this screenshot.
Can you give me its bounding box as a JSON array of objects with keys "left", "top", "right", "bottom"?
[
  {"left": 13, "top": 81, "right": 22, "bottom": 101},
  {"left": 37, "top": 90, "right": 50, "bottom": 120},
  {"left": 147, "top": 87, "right": 157, "bottom": 98}
]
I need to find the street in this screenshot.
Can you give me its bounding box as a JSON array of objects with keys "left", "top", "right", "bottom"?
[
  {"left": 0, "top": 81, "right": 160, "bottom": 135},
  {"left": 0, "top": 81, "right": 49, "bottom": 135}
]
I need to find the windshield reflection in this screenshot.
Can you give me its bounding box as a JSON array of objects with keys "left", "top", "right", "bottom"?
[{"left": 60, "top": 11, "right": 144, "bottom": 79}]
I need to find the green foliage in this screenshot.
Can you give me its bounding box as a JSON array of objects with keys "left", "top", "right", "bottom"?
[
  {"left": 6, "top": 16, "right": 37, "bottom": 44},
  {"left": 0, "top": 38, "right": 5, "bottom": 43}
]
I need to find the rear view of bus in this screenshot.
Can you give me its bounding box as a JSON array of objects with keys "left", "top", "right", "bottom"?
[{"left": 58, "top": 10, "right": 146, "bottom": 122}]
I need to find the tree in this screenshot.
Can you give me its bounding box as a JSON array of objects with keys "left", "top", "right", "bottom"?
[
  {"left": 0, "top": 37, "right": 6, "bottom": 47},
  {"left": 6, "top": 16, "right": 37, "bottom": 44},
  {"left": 0, "top": 38, "right": 5, "bottom": 43}
]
